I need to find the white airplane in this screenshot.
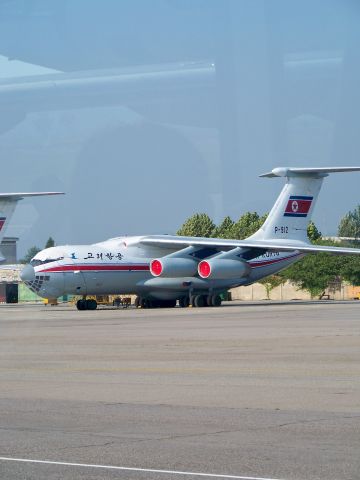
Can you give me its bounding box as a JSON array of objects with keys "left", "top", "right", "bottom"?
[
  {"left": 0, "top": 192, "right": 64, "bottom": 262},
  {"left": 21, "top": 167, "right": 360, "bottom": 310}
]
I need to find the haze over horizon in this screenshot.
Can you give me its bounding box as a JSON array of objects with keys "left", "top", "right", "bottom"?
[{"left": 0, "top": 0, "right": 359, "bottom": 256}]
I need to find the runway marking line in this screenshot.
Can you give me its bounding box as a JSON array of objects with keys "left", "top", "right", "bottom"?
[{"left": 0, "top": 456, "right": 286, "bottom": 480}]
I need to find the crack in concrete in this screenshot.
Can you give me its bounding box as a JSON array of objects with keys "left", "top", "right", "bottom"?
[
  {"left": 277, "top": 414, "right": 360, "bottom": 428},
  {"left": 55, "top": 441, "right": 115, "bottom": 452}
]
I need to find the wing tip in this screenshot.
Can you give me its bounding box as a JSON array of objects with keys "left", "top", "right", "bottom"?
[{"left": 0, "top": 192, "right": 65, "bottom": 199}]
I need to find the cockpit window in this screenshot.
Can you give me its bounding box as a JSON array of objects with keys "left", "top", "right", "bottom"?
[{"left": 30, "top": 257, "right": 64, "bottom": 267}]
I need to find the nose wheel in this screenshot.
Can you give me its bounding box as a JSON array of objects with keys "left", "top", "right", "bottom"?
[{"left": 76, "top": 298, "right": 97, "bottom": 310}]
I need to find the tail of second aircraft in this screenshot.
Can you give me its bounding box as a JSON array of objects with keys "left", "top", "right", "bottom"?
[
  {"left": 249, "top": 167, "right": 360, "bottom": 243},
  {"left": 0, "top": 192, "right": 64, "bottom": 262}
]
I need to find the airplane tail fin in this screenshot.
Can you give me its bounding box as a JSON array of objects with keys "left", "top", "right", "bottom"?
[
  {"left": 250, "top": 167, "right": 360, "bottom": 243},
  {"left": 0, "top": 192, "right": 64, "bottom": 261}
]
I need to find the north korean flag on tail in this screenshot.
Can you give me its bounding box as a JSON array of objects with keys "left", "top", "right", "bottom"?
[{"left": 284, "top": 196, "right": 313, "bottom": 217}]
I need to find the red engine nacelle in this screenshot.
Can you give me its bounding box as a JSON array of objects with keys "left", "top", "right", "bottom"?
[{"left": 198, "top": 258, "right": 250, "bottom": 280}]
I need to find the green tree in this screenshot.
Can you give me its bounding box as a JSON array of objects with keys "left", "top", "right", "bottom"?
[
  {"left": 212, "top": 216, "right": 235, "bottom": 238},
  {"left": 177, "top": 213, "right": 215, "bottom": 237},
  {"left": 339, "top": 255, "right": 360, "bottom": 285},
  {"left": 307, "top": 221, "right": 322, "bottom": 243},
  {"left": 259, "top": 274, "right": 286, "bottom": 300},
  {"left": 280, "top": 252, "right": 342, "bottom": 298},
  {"left": 20, "top": 246, "right": 41, "bottom": 264},
  {"left": 231, "top": 212, "right": 268, "bottom": 240},
  {"left": 45, "top": 236, "right": 55, "bottom": 248},
  {"left": 338, "top": 205, "right": 360, "bottom": 239}
]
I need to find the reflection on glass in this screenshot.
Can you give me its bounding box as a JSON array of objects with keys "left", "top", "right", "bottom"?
[{"left": 0, "top": 1, "right": 359, "bottom": 257}]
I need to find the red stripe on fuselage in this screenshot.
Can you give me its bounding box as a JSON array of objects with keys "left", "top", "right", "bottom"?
[
  {"left": 37, "top": 254, "right": 300, "bottom": 275},
  {"left": 38, "top": 264, "right": 150, "bottom": 273},
  {"left": 250, "top": 253, "right": 301, "bottom": 268}
]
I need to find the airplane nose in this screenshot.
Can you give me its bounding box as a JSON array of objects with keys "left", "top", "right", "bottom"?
[{"left": 20, "top": 264, "right": 35, "bottom": 282}]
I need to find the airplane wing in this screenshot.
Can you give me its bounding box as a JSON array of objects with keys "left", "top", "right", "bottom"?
[
  {"left": 139, "top": 235, "right": 360, "bottom": 255},
  {"left": 0, "top": 192, "right": 64, "bottom": 200}
]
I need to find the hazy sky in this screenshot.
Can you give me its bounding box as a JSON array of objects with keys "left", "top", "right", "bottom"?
[{"left": 0, "top": 0, "right": 359, "bottom": 256}]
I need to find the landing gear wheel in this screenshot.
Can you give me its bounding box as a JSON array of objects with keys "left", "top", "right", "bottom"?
[
  {"left": 76, "top": 299, "right": 97, "bottom": 310},
  {"left": 179, "top": 296, "right": 190, "bottom": 308},
  {"left": 210, "top": 294, "right": 222, "bottom": 307},
  {"left": 76, "top": 299, "right": 86, "bottom": 310},
  {"left": 86, "top": 299, "right": 97, "bottom": 310},
  {"left": 194, "top": 295, "right": 206, "bottom": 308},
  {"left": 151, "top": 300, "right": 176, "bottom": 308}
]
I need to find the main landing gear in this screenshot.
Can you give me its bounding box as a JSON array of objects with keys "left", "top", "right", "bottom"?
[
  {"left": 76, "top": 298, "right": 97, "bottom": 310},
  {"left": 178, "top": 296, "right": 190, "bottom": 308},
  {"left": 135, "top": 294, "right": 222, "bottom": 309},
  {"left": 189, "top": 294, "right": 222, "bottom": 308},
  {"left": 134, "top": 297, "right": 177, "bottom": 309}
]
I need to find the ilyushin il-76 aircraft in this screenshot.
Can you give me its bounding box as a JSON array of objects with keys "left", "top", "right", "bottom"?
[{"left": 21, "top": 167, "right": 360, "bottom": 310}]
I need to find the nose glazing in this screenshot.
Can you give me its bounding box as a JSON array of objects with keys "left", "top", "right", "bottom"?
[{"left": 20, "top": 265, "right": 46, "bottom": 294}]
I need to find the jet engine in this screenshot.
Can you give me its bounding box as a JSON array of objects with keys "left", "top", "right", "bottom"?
[
  {"left": 198, "top": 258, "right": 251, "bottom": 280},
  {"left": 150, "top": 257, "right": 198, "bottom": 278}
]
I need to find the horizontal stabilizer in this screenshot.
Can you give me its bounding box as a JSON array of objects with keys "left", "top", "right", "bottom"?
[{"left": 260, "top": 166, "right": 360, "bottom": 178}]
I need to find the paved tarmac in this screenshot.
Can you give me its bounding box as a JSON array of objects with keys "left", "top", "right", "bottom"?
[{"left": 0, "top": 301, "right": 359, "bottom": 480}]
